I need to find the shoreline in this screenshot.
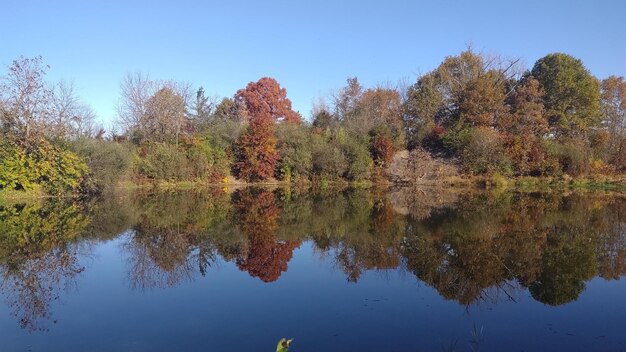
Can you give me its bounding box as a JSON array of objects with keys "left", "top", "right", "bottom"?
[{"left": 2, "top": 175, "right": 625, "bottom": 202}]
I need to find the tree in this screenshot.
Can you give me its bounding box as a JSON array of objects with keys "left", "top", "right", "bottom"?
[
  {"left": 333, "top": 77, "right": 363, "bottom": 122},
  {"left": 0, "top": 56, "right": 53, "bottom": 141},
  {"left": 116, "top": 72, "right": 154, "bottom": 137},
  {"left": 234, "top": 116, "right": 279, "bottom": 182},
  {"left": 213, "top": 97, "right": 240, "bottom": 121},
  {"left": 403, "top": 49, "right": 520, "bottom": 148},
  {"left": 233, "top": 78, "right": 300, "bottom": 181},
  {"left": 499, "top": 76, "right": 551, "bottom": 175},
  {"left": 116, "top": 72, "right": 192, "bottom": 144},
  {"left": 139, "top": 86, "right": 187, "bottom": 144},
  {"left": 600, "top": 76, "right": 626, "bottom": 169},
  {"left": 50, "top": 80, "right": 99, "bottom": 139},
  {"left": 189, "top": 87, "right": 214, "bottom": 130},
  {"left": 234, "top": 77, "right": 300, "bottom": 124},
  {"left": 531, "top": 53, "right": 601, "bottom": 137}
]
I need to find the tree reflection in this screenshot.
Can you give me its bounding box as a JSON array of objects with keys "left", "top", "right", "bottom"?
[
  {"left": 1, "top": 188, "right": 625, "bottom": 332},
  {"left": 232, "top": 188, "right": 300, "bottom": 282},
  {"left": 121, "top": 190, "right": 232, "bottom": 289},
  {"left": 0, "top": 201, "right": 89, "bottom": 331}
]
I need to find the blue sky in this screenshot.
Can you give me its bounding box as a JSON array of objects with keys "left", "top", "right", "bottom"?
[{"left": 2, "top": 0, "right": 625, "bottom": 127}]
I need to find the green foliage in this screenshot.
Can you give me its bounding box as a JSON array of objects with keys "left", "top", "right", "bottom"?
[
  {"left": 0, "top": 136, "right": 87, "bottom": 194},
  {"left": 532, "top": 53, "right": 601, "bottom": 137},
  {"left": 339, "top": 134, "right": 372, "bottom": 181},
  {"left": 311, "top": 133, "right": 347, "bottom": 179},
  {"left": 135, "top": 142, "right": 189, "bottom": 181},
  {"left": 70, "top": 138, "right": 133, "bottom": 193},
  {"left": 441, "top": 124, "right": 473, "bottom": 154},
  {"left": 187, "top": 135, "right": 231, "bottom": 182},
  {"left": 276, "top": 123, "right": 313, "bottom": 180}
]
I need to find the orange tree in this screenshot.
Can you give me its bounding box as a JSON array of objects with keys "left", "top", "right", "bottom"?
[{"left": 234, "top": 78, "right": 300, "bottom": 181}]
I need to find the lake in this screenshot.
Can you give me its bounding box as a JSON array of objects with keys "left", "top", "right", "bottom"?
[{"left": 0, "top": 187, "right": 625, "bottom": 351}]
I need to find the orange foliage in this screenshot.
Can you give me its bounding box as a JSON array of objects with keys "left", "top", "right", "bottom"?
[
  {"left": 234, "top": 77, "right": 300, "bottom": 124},
  {"left": 235, "top": 117, "right": 279, "bottom": 181},
  {"left": 370, "top": 133, "right": 397, "bottom": 167},
  {"left": 234, "top": 77, "right": 300, "bottom": 181},
  {"left": 234, "top": 188, "right": 300, "bottom": 282}
]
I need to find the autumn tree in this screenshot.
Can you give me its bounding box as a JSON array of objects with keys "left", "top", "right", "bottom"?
[
  {"left": 403, "top": 49, "right": 520, "bottom": 150},
  {"left": 234, "top": 77, "right": 300, "bottom": 124},
  {"left": 213, "top": 97, "right": 239, "bottom": 121},
  {"left": 499, "top": 76, "right": 552, "bottom": 175},
  {"left": 234, "top": 77, "right": 300, "bottom": 181},
  {"left": 234, "top": 116, "right": 279, "bottom": 182},
  {"left": 531, "top": 53, "right": 601, "bottom": 138}
]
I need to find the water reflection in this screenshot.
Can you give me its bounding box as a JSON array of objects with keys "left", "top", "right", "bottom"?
[{"left": 0, "top": 188, "right": 624, "bottom": 330}]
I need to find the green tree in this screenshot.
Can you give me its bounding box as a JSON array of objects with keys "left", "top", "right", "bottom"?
[{"left": 531, "top": 53, "right": 601, "bottom": 137}]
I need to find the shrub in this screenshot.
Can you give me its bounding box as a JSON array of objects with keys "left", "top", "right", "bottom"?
[
  {"left": 186, "top": 135, "right": 231, "bottom": 182},
  {"left": 340, "top": 135, "right": 372, "bottom": 181},
  {"left": 545, "top": 138, "right": 590, "bottom": 176},
  {"left": 135, "top": 142, "right": 189, "bottom": 181},
  {"left": 311, "top": 134, "right": 347, "bottom": 179},
  {"left": 70, "top": 138, "right": 133, "bottom": 193},
  {"left": 369, "top": 125, "right": 397, "bottom": 167},
  {"left": 276, "top": 123, "right": 313, "bottom": 180},
  {"left": 0, "top": 136, "right": 87, "bottom": 194},
  {"left": 461, "top": 127, "right": 512, "bottom": 175}
]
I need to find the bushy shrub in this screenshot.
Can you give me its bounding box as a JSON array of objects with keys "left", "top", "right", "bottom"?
[
  {"left": 369, "top": 125, "right": 397, "bottom": 168},
  {"left": 186, "top": 135, "right": 231, "bottom": 182},
  {"left": 0, "top": 136, "right": 87, "bottom": 194},
  {"left": 340, "top": 135, "right": 372, "bottom": 181},
  {"left": 276, "top": 123, "right": 313, "bottom": 180},
  {"left": 461, "top": 127, "right": 512, "bottom": 175},
  {"left": 70, "top": 138, "right": 133, "bottom": 193},
  {"left": 545, "top": 138, "right": 590, "bottom": 176},
  {"left": 442, "top": 125, "right": 473, "bottom": 155},
  {"left": 135, "top": 142, "right": 189, "bottom": 181},
  {"left": 311, "top": 134, "right": 347, "bottom": 179}
]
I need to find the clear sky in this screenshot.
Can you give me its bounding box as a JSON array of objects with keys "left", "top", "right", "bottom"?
[{"left": 2, "top": 0, "right": 625, "bottom": 127}]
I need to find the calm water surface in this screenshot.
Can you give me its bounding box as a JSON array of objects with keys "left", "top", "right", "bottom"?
[{"left": 0, "top": 188, "right": 625, "bottom": 351}]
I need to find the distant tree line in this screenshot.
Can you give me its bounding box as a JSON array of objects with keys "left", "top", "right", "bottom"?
[{"left": 1, "top": 49, "right": 625, "bottom": 195}]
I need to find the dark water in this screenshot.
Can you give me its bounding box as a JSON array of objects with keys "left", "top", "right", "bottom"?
[{"left": 0, "top": 187, "right": 625, "bottom": 352}]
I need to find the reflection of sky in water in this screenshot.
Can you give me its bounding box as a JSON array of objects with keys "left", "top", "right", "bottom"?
[{"left": 0, "top": 190, "right": 625, "bottom": 351}]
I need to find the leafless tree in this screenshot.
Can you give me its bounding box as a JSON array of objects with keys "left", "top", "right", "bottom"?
[{"left": 0, "top": 56, "right": 53, "bottom": 141}]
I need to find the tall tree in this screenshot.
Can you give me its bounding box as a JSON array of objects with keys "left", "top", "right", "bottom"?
[
  {"left": 234, "top": 77, "right": 300, "bottom": 124},
  {"left": 190, "top": 87, "right": 214, "bottom": 130},
  {"left": 234, "top": 77, "right": 299, "bottom": 181},
  {"left": 531, "top": 53, "right": 601, "bottom": 137}
]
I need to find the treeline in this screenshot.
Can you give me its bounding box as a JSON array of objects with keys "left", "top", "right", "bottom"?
[{"left": 1, "top": 49, "right": 625, "bottom": 195}]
